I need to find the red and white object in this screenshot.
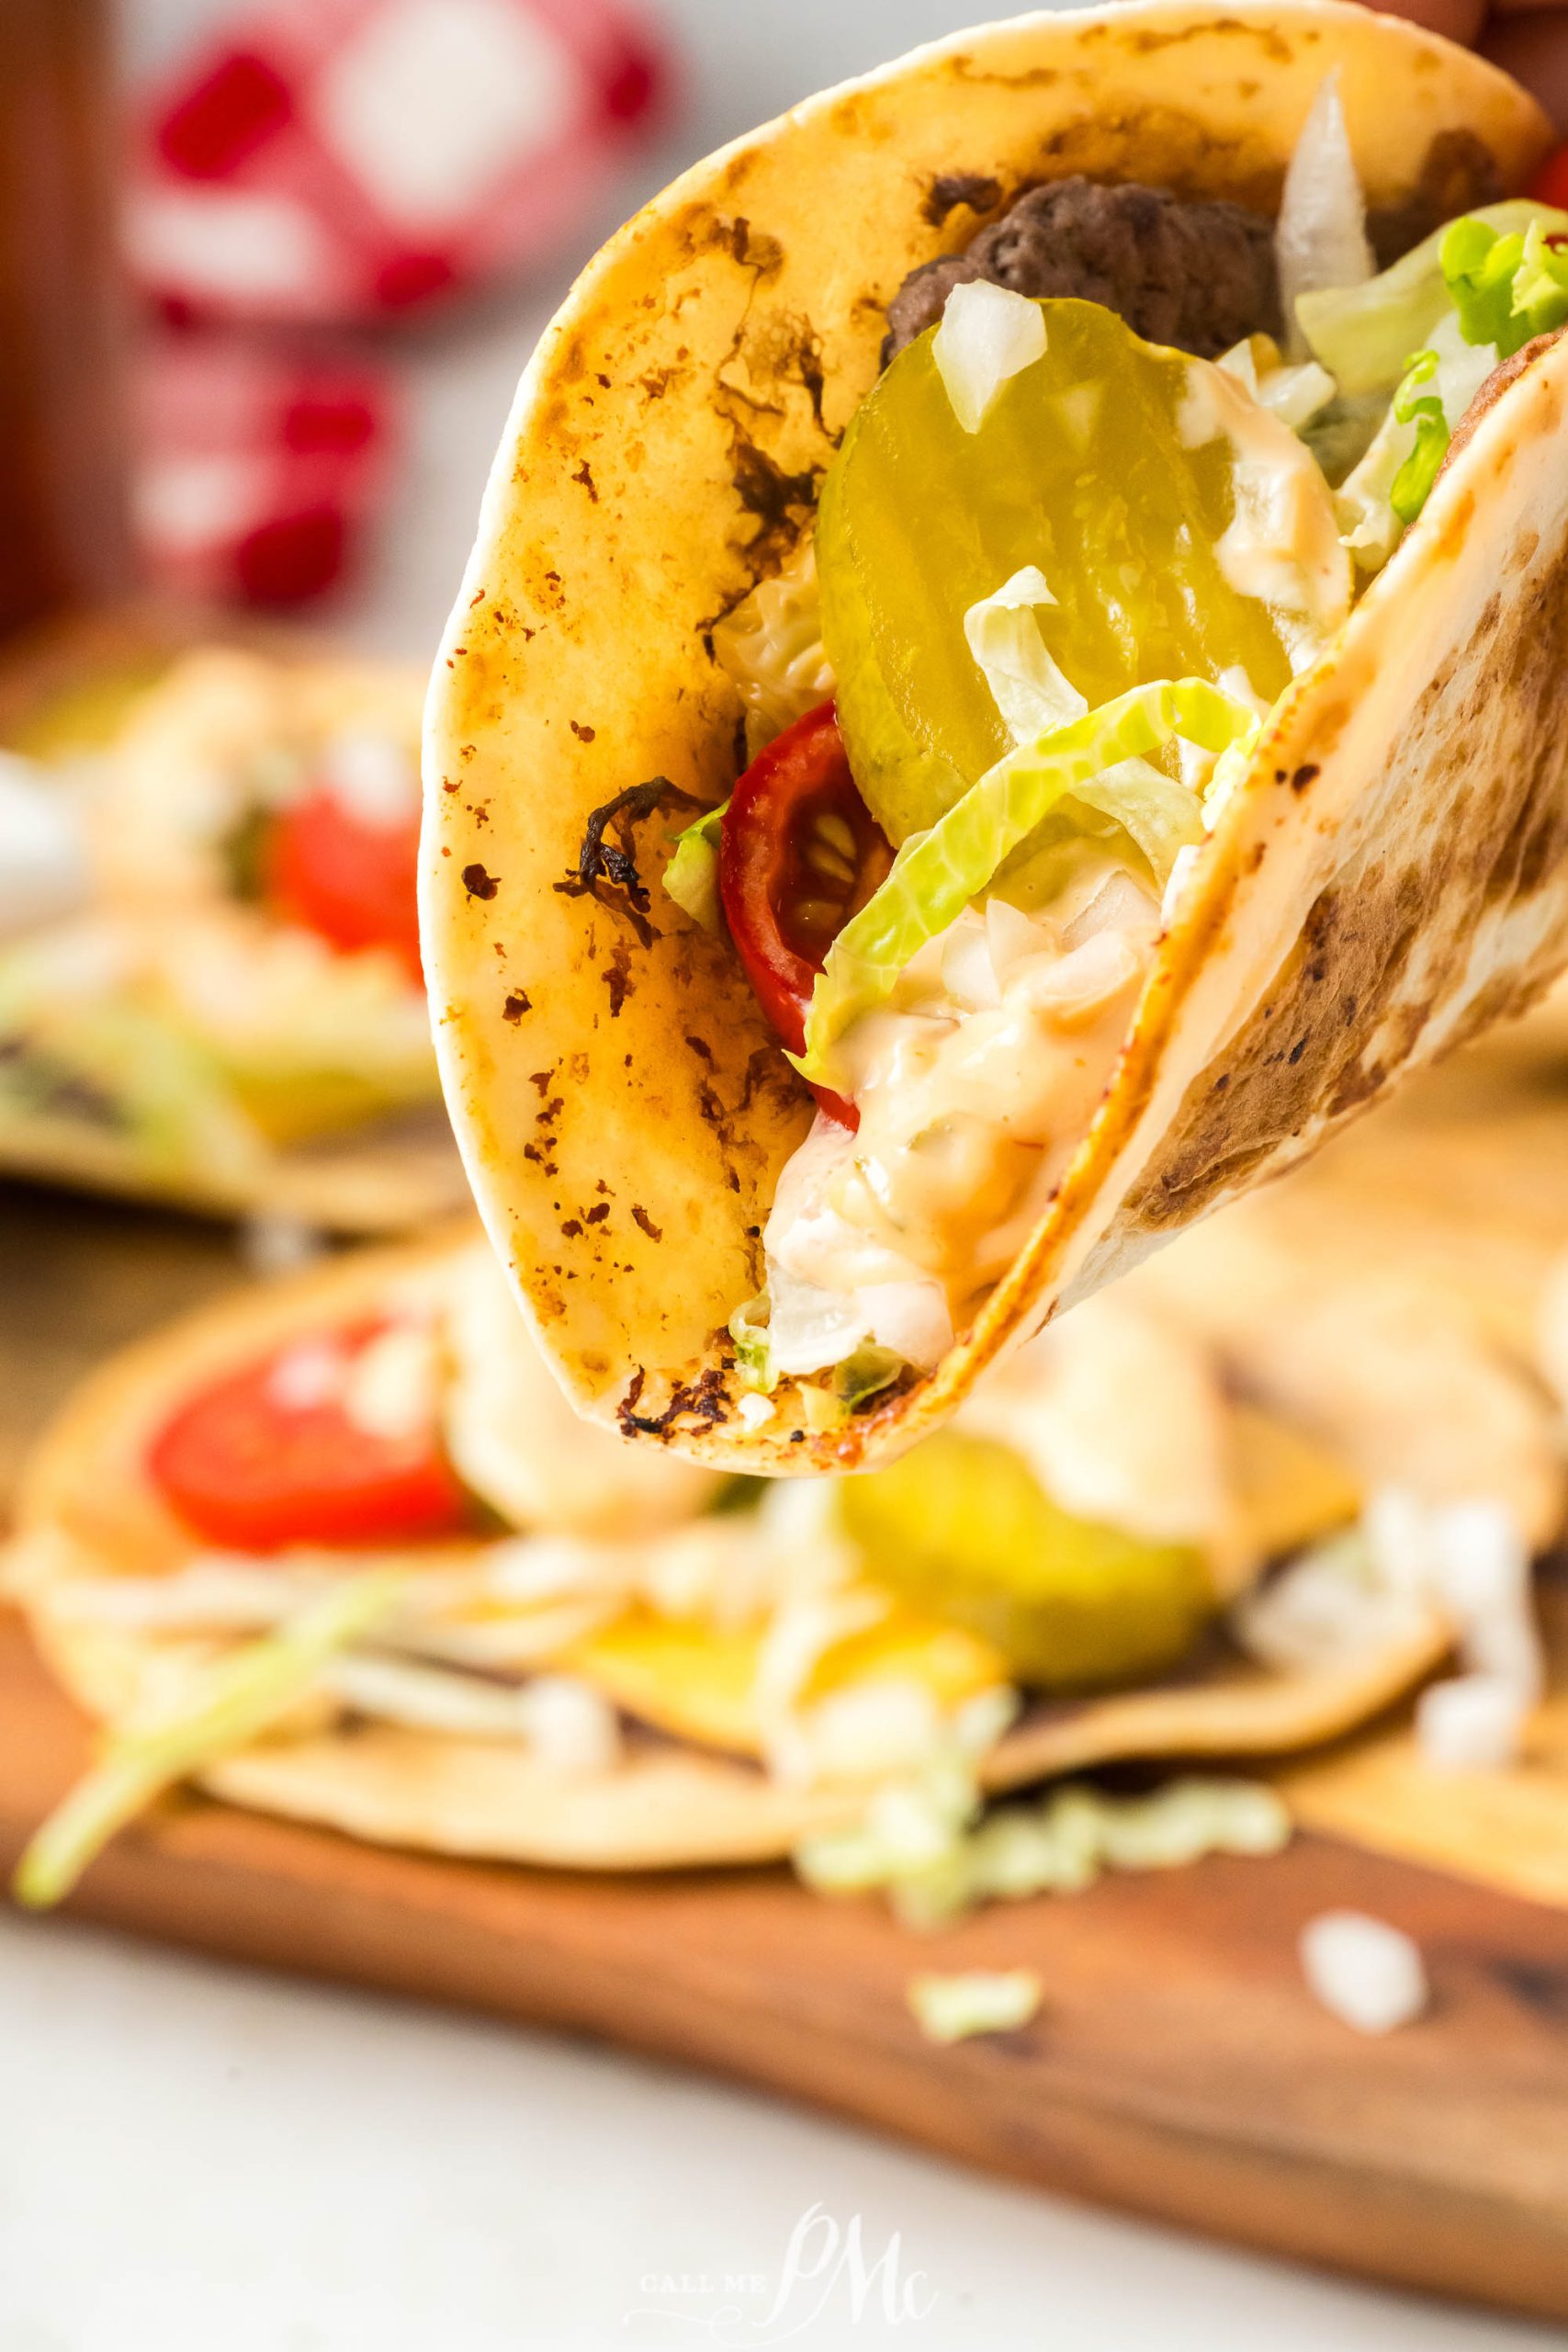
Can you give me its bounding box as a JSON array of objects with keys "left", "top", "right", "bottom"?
[
  {"left": 136, "top": 332, "right": 398, "bottom": 605},
  {"left": 130, "top": 0, "right": 669, "bottom": 326}
]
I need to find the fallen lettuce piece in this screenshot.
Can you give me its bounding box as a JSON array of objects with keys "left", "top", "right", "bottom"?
[
  {"left": 794, "top": 678, "right": 1258, "bottom": 1091},
  {"left": 797, "top": 1764, "right": 1292, "bottom": 1930},
  {"left": 662, "top": 799, "right": 728, "bottom": 932},
  {"left": 13, "top": 1571, "right": 401, "bottom": 1908},
  {"left": 908, "top": 1968, "right": 1043, "bottom": 2043},
  {"left": 1297, "top": 199, "right": 1568, "bottom": 393}
]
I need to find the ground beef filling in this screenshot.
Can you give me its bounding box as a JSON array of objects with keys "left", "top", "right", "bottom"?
[
  {"left": 883, "top": 131, "right": 1506, "bottom": 368},
  {"left": 883, "top": 176, "right": 1281, "bottom": 364}
]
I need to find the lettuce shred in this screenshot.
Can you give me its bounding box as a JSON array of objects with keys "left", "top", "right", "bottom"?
[
  {"left": 1388, "top": 350, "right": 1449, "bottom": 526},
  {"left": 13, "top": 1572, "right": 401, "bottom": 1909},
  {"left": 662, "top": 800, "right": 728, "bottom": 932},
  {"left": 1296, "top": 199, "right": 1568, "bottom": 393},
  {"left": 793, "top": 678, "right": 1258, "bottom": 1091}
]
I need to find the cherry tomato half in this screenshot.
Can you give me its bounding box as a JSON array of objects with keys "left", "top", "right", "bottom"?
[
  {"left": 147, "top": 1321, "right": 469, "bottom": 1553},
  {"left": 1528, "top": 147, "right": 1568, "bottom": 212},
  {"left": 717, "top": 703, "right": 891, "bottom": 1125},
  {"left": 265, "top": 783, "right": 423, "bottom": 979}
]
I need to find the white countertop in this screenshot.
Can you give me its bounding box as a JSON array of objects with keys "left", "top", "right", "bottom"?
[
  {"left": 4, "top": 1907, "right": 1556, "bottom": 2352},
  {"left": 5, "top": 6, "right": 1559, "bottom": 2346}
]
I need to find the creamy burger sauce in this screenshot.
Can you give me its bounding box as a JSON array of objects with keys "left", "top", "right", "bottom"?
[{"left": 762, "top": 852, "right": 1162, "bottom": 1374}]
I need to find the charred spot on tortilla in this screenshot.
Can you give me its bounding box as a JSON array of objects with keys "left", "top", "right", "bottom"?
[
  {"left": 922, "top": 173, "right": 1004, "bottom": 228},
  {"left": 502, "top": 991, "right": 531, "bottom": 1023},
  {"left": 1365, "top": 127, "right": 1504, "bottom": 268},
  {"left": 461, "top": 863, "right": 499, "bottom": 900},
  {"left": 617, "top": 1364, "right": 731, "bottom": 1439},
  {"left": 556, "top": 776, "right": 696, "bottom": 949}
]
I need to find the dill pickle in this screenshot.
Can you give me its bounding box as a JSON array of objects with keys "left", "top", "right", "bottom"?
[
  {"left": 838, "top": 1430, "right": 1213, "bottom": 1691},
  {"left": 817, "top": 299, "right": 1325, "bottom": 843}
]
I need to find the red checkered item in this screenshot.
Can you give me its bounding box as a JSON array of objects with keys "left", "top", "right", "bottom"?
[
  {"left": 130, "top": 0, "right": 668, "bottom": 326},
  {"left": 136, "top": 333, "right": 399, "bottom": 605}
]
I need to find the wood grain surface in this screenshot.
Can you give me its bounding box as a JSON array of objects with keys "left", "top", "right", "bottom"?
[
  {"left": 4, "top": 1604, "right": 1568, "bottom": 2319},
  {"left": 6, "top": 1069, "right": 1568, "bottom": 2324}
]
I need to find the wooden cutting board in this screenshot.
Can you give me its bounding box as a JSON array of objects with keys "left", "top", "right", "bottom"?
[{"left": 6, "top": 1190, "right": 1568, "bottom": 2324}]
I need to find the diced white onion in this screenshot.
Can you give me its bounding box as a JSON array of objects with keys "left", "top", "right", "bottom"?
[
  {"left": 517, "top": 1673, "right": 623, "bottom": 1774},
  {"left": 774, "top": 1676, "right": 946, "bottom": 1788},
  {"left": 320, "top": 731, "right": 418, "bottom": 830},
  {"left": 1300, "top": 1909, "right": 1427, "bottom": 2035},
  {"left": 239, "top": 1214, "right": 326, "bottom": 1279},
  {"left": 859, "top": 1279, "right": 953, "bottom": 1372},
  {"left": 932, "top": 281, "right": 1046, "bottom": 435},
  {"left": 265, "top": 1339, "right": 348, "bottom": 1414},
  {"left": 1010, "top": 928, "right": 1142, "bottom": 1024},
  {"left": 1416, "top": 1673, "right": 1530, "bottom": 1771},
  {"left": 340, "top": 1320, "right": 439, "bottom": 1442},
  {"left": 985, "top": 895, "right": 1049, "bottom": 984},
  {"left": 0, "top": 755, "right": 92, "bottom": 942},
  {"left": 908, "top": 1968, "right": 1043, "bottom": 2043}
]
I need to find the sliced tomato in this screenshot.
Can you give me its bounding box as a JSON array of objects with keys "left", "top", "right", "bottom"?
[
  {"left": 1528, "top": 147, "right": 1568, "bottom": 210},
  {"left": 718, "top": 702, "right": 891, "bottom": 1125},
  {"left": 147, "top": 1320, "right": 469, "bottom": 1553},
  {"left": 265, "top": 783, "right": 423, "bottom": 978}
]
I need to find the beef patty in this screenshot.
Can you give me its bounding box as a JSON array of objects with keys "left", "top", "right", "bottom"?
[{"left": 883, "top": 177, "right": 1281, "bottom": 365}]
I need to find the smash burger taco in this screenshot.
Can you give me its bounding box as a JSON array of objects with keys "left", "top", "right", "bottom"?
[
  {"left": 8, "top": 1212, "right": 1559, "bottom": 1893},
  {"left": 0, "top": 649, "right": 462, "bottom": 1229},
  {"left": 425, "top": 0, "right": 1568, "bottom": 1468}
]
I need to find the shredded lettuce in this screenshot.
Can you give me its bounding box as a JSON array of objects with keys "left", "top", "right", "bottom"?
[
  {"left": 1388, "top": 350, "right": 1449, "bottom": 526},
  {"left": 1509, "top": 218, "right": 1568, "bottom": 348},
  {"left": 908, "top": 1968, "right": 1043, "bottom": 2042},
  {"left": 1336, "top": 310, "right": 1505, "bottom": 568},
  {"left": 13, "top": 1572, "right": 401, "bottom": 1909},
  {"left": 797, "top": 1766, "right": 1292, "bottom": 1929},
  {"left": 1273, "top": 70, "right": 1371, "bottom": 360},
  {"left": 793, "top": 679, "right": 1258, "bottom": 1091},
  {"left": 963, "top": 567, "right": 1083, "bottom": 741},
  {"left": 728, "top": 1290, "right": 774, "bottom": 1392},
  {"left": 1439, "top": 215, "right": 1568, "bottom": 359},
  {"left": 1296, "top": 199, "right": 1568, "bottom": 393},
  {"left": 662, "top": 800, "right": 728, "bottom": 932},
  {"left": 710, "top": 543, "right": 833, "bottom": 760}
]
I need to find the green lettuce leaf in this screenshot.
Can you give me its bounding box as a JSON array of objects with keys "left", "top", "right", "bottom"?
[
  {"left": 13, "top": 1572, "right": 402, "bottom": 1909},
  {"left": 662, "top": 800, "right": 728, "bottom": 932},
  {"left": 794, "top": 678, "right": 1258, "bottom": 1091},
  {"left": 1388, "top": 350, "right": 1449, "bottom": 526},
  {"left": 1296, "top": 199, "right": 1568, "bottom": 393}
]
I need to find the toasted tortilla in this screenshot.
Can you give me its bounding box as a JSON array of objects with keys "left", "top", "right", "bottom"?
[
  {"left": 9, "top": 1204, "right": 1559, "bottom": 1871},
  {"left": 0, "top": 1099, "right": 468, "bottom": 1233},
  {"left": 1279, "top": 1566, "right": 1568, "bottom": 1909},
  {"left": 0, "top": 640, "right": 468, "bottom": 1232},
  {"left": 423, "top": 0, "right": 1568, "bottom": 1470}
]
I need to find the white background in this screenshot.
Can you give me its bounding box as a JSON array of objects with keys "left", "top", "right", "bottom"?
[{"left": 2, "top": 5, "right": 1559, "bottom": 2346}]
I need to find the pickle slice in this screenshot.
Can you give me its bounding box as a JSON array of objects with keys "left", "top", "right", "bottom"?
[
  {"left": 817, "top": 298, "right": 1337, "bottom": 843},
  {"left": 839, "top": 1430, "right": 1213, "bottom": 1691}
]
